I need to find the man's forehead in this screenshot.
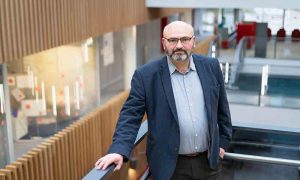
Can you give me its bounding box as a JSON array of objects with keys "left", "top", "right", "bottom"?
[{"left": 163, "top": 21, "right": 193, "bottom": 37}]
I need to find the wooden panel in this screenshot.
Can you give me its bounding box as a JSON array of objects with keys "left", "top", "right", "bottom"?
[
  {"left": 36, "top": 145, "right": 50, "bottom": 180},
  {"left": 4, "top": 165, "right": 18, "bottom": 179},
  {"left": 18, "top": 158, "right": 30, "bottom": 180},
  {"left": 0, "top": 0, "right": 190, "bottom": 62},
  {"left": 0, "top": 169, "right": 13, "bottom": 180},
  {"left": 27, "top": 151, "right": 41, "bottom": 180},
  {"left": 1, "top": 0, "right": 13, "bottom": 61},
  {"left": 48, "top": 137, "right": 63, "bottom": 180},
  {"left": 10, "top": 162, "right": 24, "bottom": 180},
  {"left": 22, "top": 154, "right": 36, "bottom": 180},
  {"left": 76, "top": 122, "right": 85, "bottom": 176},
  {"left": 0, "top": 0, "right": 4, "bottom": 63},
  {"left": 31, "top": 148, "right": 46, "bottom": 179},
  {"left": 45, "top": 139, "right": 59, "bottom": 180},
  {"left": 194, "top": 36, "right": 216, "bottom": 55},
  {"left": 42, "top": 142, "right": 54, "bottom": 180},
  {"left": 0, "top": 172, "right": 6, "bottom": 180}
]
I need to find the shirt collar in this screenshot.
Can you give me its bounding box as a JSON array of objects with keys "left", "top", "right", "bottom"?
[{"left": 167, "top": 55, "right": 195, "bottom": 75}]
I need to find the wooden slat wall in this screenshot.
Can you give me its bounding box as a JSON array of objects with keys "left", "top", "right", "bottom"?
[
  {"left": 0, "top": 0, "right": 190, "bottom": 63},
  {"left": 0, "top": 91, "right": 142, "bottom": 180}
]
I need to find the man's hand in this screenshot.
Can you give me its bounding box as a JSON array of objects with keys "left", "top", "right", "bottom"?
[
  {"left": 219, "top": 148, "right": 225, "bottom": 159},
  {"left": 95, "top": 153, "right": 123, "bottom": 172}
]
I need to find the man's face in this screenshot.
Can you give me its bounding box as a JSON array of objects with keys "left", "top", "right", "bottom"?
[{"left": 162, "top": 25, "right": 195, "bottom": 61}]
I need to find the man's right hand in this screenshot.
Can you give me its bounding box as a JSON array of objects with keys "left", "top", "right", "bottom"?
[{"left": 95, "top": 153, "right": 123, "bottom": 171}]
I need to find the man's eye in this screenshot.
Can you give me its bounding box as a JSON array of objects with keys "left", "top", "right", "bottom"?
[
  {"left": 181, "top": 37, "right": 190, "bottom": 42},
  {"left": 169, "top": 39, "right": 178, "bottom": 43}
]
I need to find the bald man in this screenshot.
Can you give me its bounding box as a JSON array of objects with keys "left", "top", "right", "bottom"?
[{"left": 95, "top": 21, "right": 232, "bottom": 180}]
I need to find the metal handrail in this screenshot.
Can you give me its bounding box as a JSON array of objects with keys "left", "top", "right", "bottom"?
[
  {"left": 224, "top": 152, "right": 300, "bottom": 167},
  {"left": 82, "top": 120, "right": 148, "bottom": 180},
  {"left": 227, "top": 30, "right": 237, "bottom": 44},
  {"left": 83, "top": 120, "right": 300, "bottom": 179},
  {"left": 228, "top": 36, "right": 248, "bottom": 87}
]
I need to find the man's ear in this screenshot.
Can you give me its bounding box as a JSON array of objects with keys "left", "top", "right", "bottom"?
[{"left": 162, "top": 42, "right": 166, "bottom": 50}]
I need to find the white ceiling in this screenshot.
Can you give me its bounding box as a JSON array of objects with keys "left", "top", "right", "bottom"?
[{"left": 146, "top": 0, "right": 300, "bottom": 10}]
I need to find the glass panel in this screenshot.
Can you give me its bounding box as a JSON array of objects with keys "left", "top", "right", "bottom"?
[
  {"left": 222, "top": 62, "right": 300, "bottom": 109},
  {"left": 7, "top": 40, "right": 97, "bottom": 141},
  {"left": 241, "top": 36, "right": 300, "bottom": 60},
  {"left": 222, "top": 127, "right": 300, "bottom": 179},
  {"left": 222, "top": 160, "right": 299, "bottom": 179},
  {"left": 0, "top": 65, "right": 10, "bottom": 168}
]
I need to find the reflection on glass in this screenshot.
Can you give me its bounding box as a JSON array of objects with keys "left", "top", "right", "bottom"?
[
  {"left": 225, "top": 62, "right": 229, "bottom": 84},
  {"left": 34, "top": 76, "right": 38, "bottom": 102},
  {"left": 52, "top": 86, "right": 57, "bottom": 116},
  {"left": 260, "top": 65, "right": 269, "bottom": 96},
  {"left": 29, "top": 71, "right": 34, "bottom": 96},
  {"left": 64, "top": 86, "right": 70, "bottom": 116},
  {"left": 0, "top": 84, "right": 5, "bottom": 114},
  {"left": 74, "top": 81, "right": 80, "bottom": 110},
  {"left": 223, "top": 62, "right": 300, "bottom": 109},
  {"left": 41, "top": 81, "right": 46, "bottom": 112},
  {"left": 82, "top": 44, "right": 89, "bottom": 63}
]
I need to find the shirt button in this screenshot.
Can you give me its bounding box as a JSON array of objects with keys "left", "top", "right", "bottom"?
[
  {"left": 190, "top": 104, "right": 193, "bottom": 107},
  {"left": 195, "top": 147, "right": 198, "bottom": 150},
  {"left": 195, "top": 134, "right": 198, "bottom": 137}
]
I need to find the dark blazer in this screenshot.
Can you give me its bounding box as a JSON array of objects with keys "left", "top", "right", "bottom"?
[{"left": 108, "top": 54, "right": 232, "bottom": 180}]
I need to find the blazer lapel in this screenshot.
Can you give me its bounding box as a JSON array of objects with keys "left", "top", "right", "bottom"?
[
  {"left": 159, "top": 57, "right": 179, "bottom": 124},
  {"left": 193, "top": 56, "right": 212, "bottom": 122}
]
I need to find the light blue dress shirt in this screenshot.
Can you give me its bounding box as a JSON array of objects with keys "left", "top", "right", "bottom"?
[{"left": 167, "top": 56, "right": 209, "bottom": 154}]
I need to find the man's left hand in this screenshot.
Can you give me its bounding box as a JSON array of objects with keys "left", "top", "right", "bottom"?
[{"left": 219, "top": 148, "right": 225, "bottom": 159}]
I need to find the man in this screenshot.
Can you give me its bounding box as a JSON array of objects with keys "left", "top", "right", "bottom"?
[{"left": 95, "top": 21, "right": 232, "bottom": 180}]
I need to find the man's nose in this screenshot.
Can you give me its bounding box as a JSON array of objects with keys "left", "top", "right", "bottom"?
[{"left": 176, "top": 40, "right": 183, "bottom": 48}]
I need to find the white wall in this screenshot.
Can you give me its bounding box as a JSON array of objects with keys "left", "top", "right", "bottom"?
[{"left": 146, "top": 0, "right": 300, "bottom": 9}]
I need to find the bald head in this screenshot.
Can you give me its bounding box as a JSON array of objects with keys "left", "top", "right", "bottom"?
[{"left": 163, "top": 21, "right": 194, "bottom": 38}]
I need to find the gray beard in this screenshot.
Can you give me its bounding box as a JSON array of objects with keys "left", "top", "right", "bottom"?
[
  {"left": 171, "top": 53, "right": 188, "bottom": 61},
  {"left": 166, "top": 49, "right": 191, "bottom": 61}
]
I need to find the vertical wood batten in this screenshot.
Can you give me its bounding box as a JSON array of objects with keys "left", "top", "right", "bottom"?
[
  {"left": 51, "top": 0, "right": 58, "bottom": 47},
  {"left": 41, "top": 0, "right": 49, "bottom": 50},
  {"left": 28, "top": 0, "right": 36, "bottom": 55},
  {"left": 18, "top": 0, "right": 27, "bottom": 56},
  {"left": 33, "top": 0, "right": 41, "bottom": 53},
  {"left": 2, "top": 0, "right": 12, "bottom": 61},
  {"left": 12, "top": 0, "right": 22, "bottom": 59},
  {"left": 8, "top": 0, "right": 18, "bottom": 61},
  {"left": 23, "top": 0, "right": 31, "bottom": 55},
  {"left": 0, "top": 7, "right": 3, "bottom": 63},
  {"left": 18, "top": 158, "right": 30, "bottom": 180},
  {"left": 62, "top": 0, "right": 68, "bottom": 44}
]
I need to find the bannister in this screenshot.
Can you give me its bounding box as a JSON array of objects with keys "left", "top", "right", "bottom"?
[
  {"left": 82, "top": 120, "right": 148, "bottom": 180},
  {"left": 224, "top": 152, "right": 300, "bottom": 167},
  {"left": 228, "top": 36, "right": 248, "bottom": 87},
  {"left": 83, "top": 119, "right": 300, "bottom": 179}
]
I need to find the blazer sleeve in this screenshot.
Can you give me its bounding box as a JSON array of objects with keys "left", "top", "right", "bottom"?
[
  {"left": 213, "top": 59, "right": 232, "bottom": 150},
  {"left": 108, "top": 69, "right": 146, "bottom": 161}
]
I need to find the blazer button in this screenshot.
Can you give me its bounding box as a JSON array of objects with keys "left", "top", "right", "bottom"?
[{"left": 174, "top": 147, "right": 178, "bottom": 151}]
